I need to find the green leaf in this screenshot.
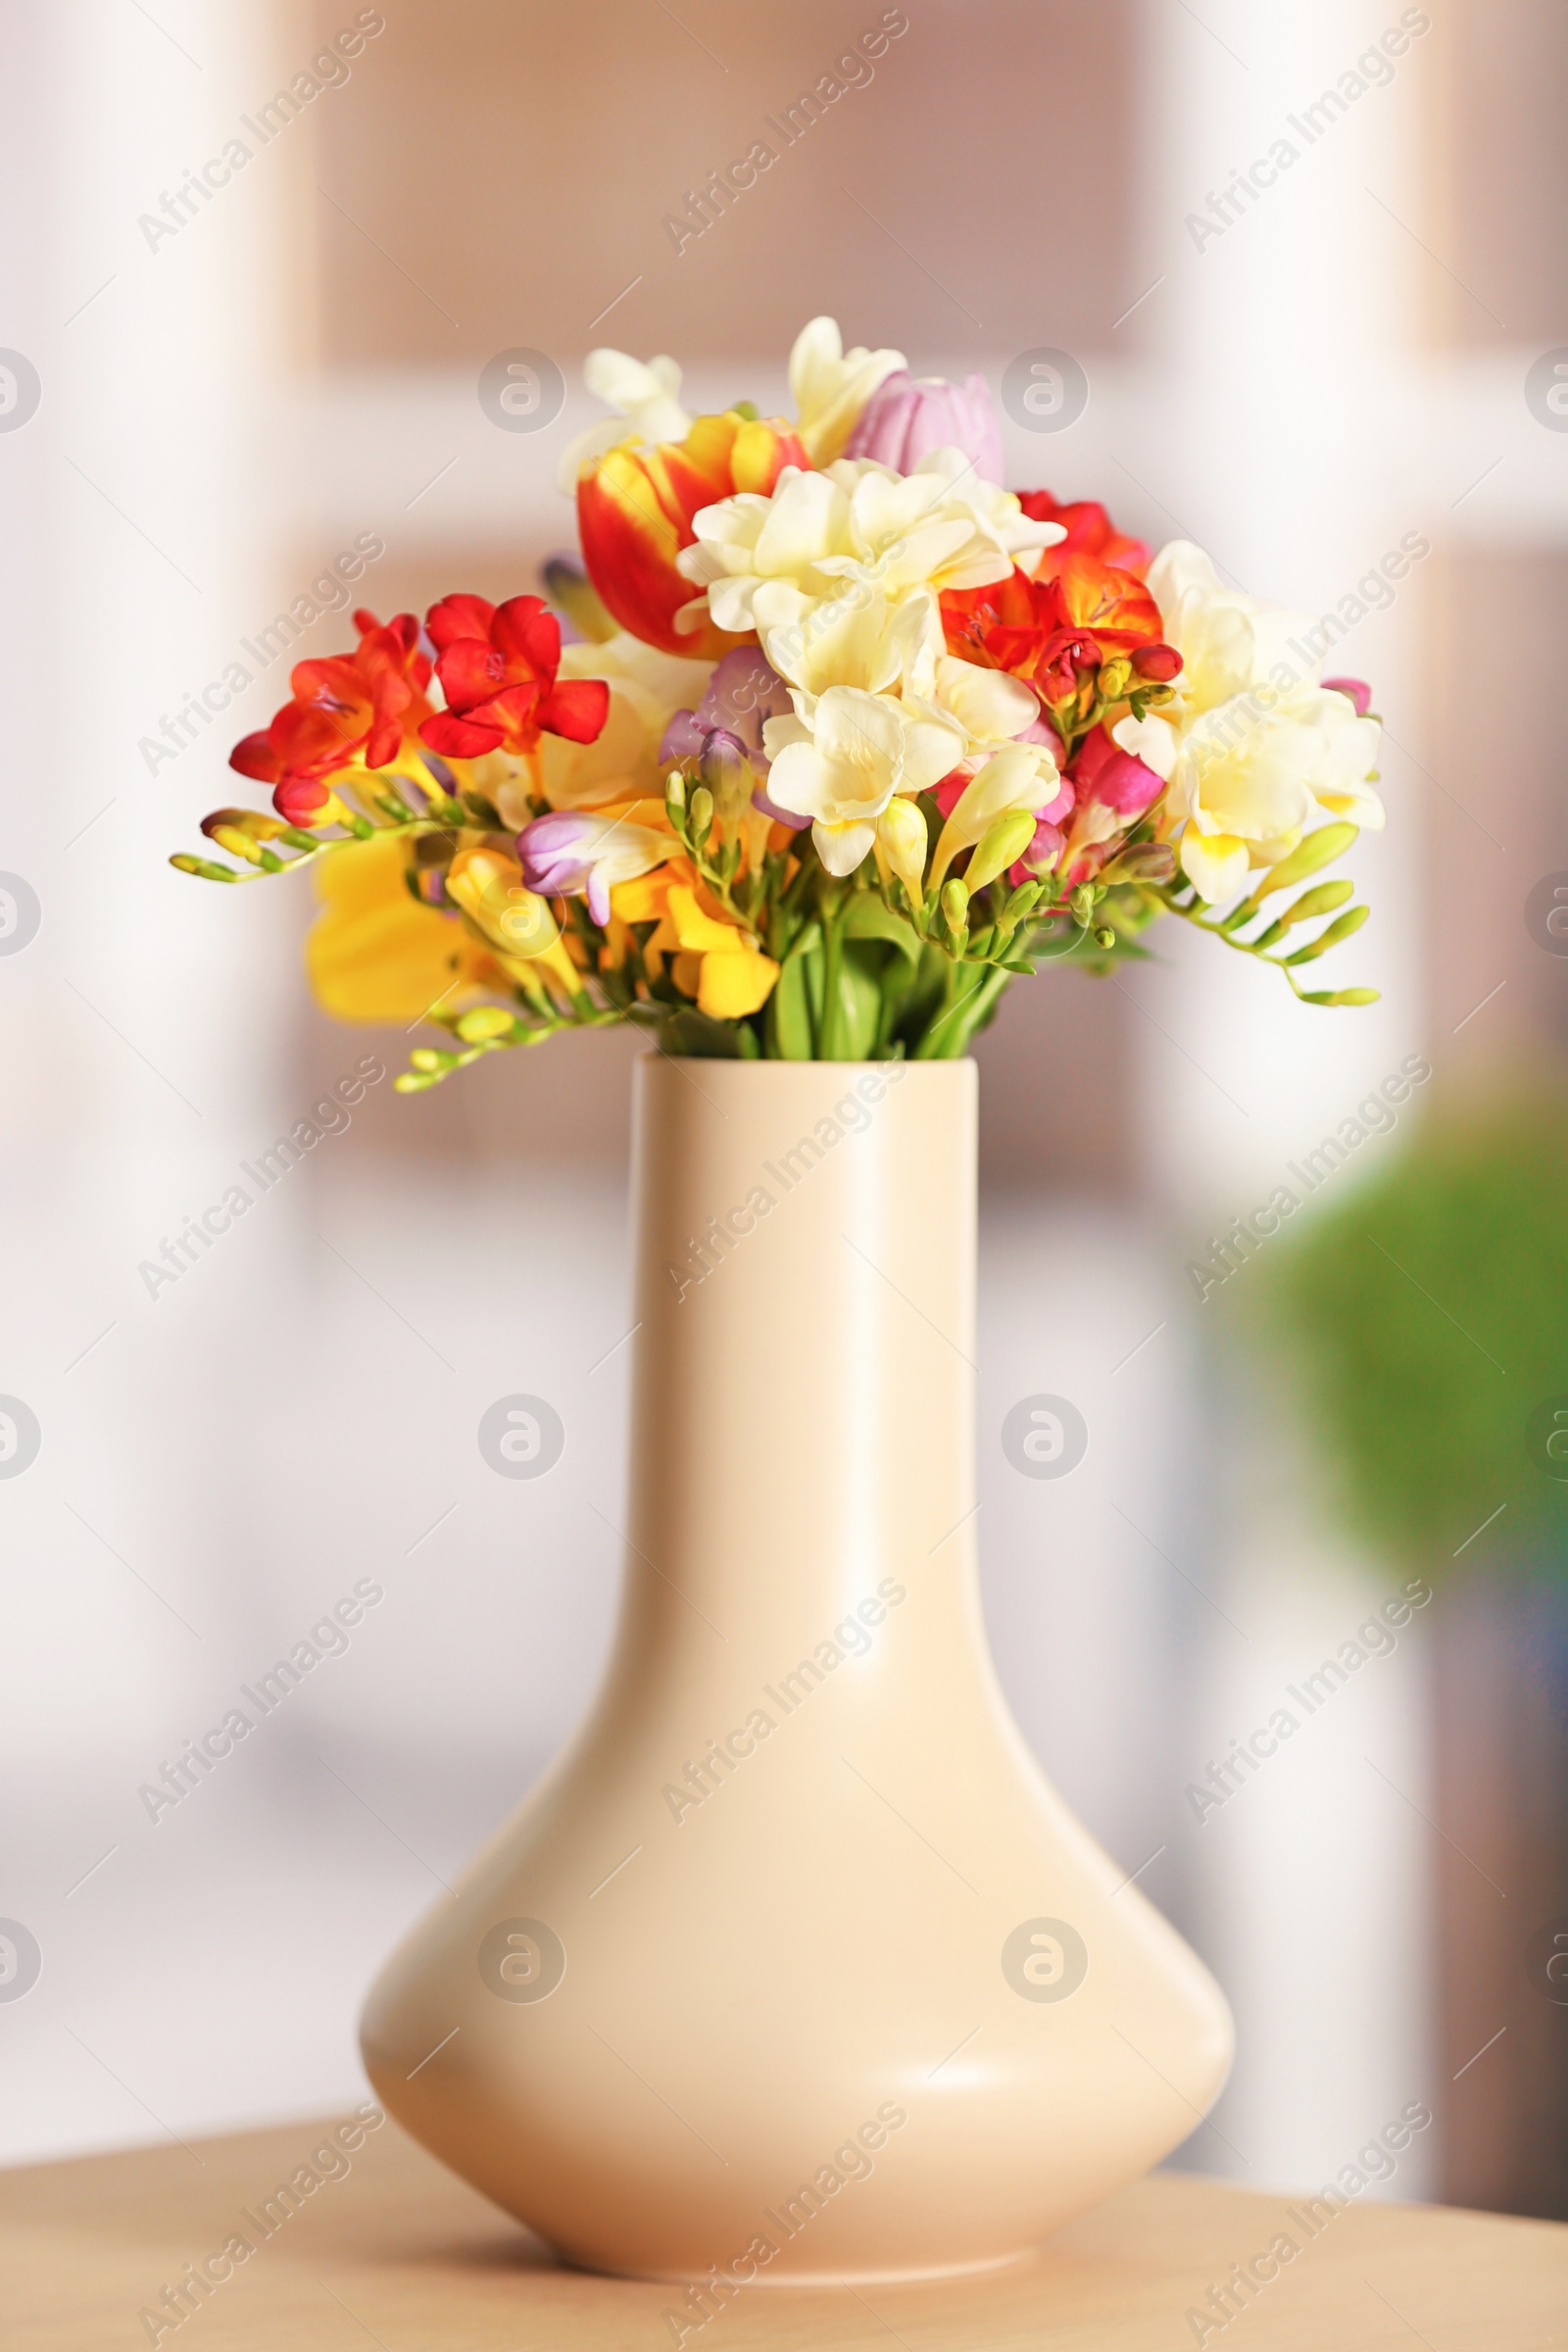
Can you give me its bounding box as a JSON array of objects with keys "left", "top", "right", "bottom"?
[
  {"left": 842, "top": 892, "right": 921, "bottom": 964},
  {"left": 766, "top": 931, "right": 817, "bottom": 1058},
  {"left": 836, "top": 940, "right": 887, "bottom": 1060},
  {"left": 662, "top": 1007, "right": 744, "bottom": 1057}
]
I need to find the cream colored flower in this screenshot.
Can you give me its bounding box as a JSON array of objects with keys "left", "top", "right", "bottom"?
[
  {"left": 763, "top": 685, "right": 963, "bottom": 876},
  {"left": 675, "top": 454, "right": 1059, "bottom": 646},
  {"left": 1145, "top": 540, "right": 1314, "bottom": 717},
  {"left": 1117, "top": 681, "right": 1383, "bottom": 905},
  {"left": 788, "top": 317, "right": 906, "bottom": 465},
  {"left": 554, "top": 349, "right": 694, "bottom": 493},
  {"left": 906, "top": 654, "right": 1040, "bottom": 760}
]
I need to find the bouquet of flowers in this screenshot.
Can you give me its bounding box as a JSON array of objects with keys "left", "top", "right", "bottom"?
[{"left": 172, "top": 318, "right": 1384, "bottom": 1088}]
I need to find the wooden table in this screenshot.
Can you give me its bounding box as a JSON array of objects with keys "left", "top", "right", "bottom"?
[{"left": 4, "top": 2112, "right": 1564, "bottom": 2349}]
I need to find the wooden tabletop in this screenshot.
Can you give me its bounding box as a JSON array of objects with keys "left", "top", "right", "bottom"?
[{"left": 3, "top": 2110, "right": 1564, "bottom": 2350}]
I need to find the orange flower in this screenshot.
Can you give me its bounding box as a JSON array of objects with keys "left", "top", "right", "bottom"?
[
  {"left": 575, "top": 412, "right": 809, "bottom": 659},
  {"left": 1016, "top": 492, "right": 1151, "bottom": 580},
  {"left": 943, "top": 557, "right": 1176, "bottom": 710},
  {"left": 230, "top": 611, "right": 431, "bottom": 825}
]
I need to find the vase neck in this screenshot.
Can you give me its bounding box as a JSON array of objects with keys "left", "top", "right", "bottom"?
[{"left": 619, "top": 1058, "right": 979, "bottom": 1653}]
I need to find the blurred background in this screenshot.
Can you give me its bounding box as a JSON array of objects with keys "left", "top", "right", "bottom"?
[{"left": 2, "top": 0, "right": 1564, "bottom": 2227}]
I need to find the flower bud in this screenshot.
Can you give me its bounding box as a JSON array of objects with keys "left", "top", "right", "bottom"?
[
  {"left": 964, "top": 809, "right": 1039, "bottom": 897},
  {"left": 689, "top": 784, "right": 714, "bottom": 842},
  {"left": 941, "top": 878, "right": 969, "bottom": 932}
]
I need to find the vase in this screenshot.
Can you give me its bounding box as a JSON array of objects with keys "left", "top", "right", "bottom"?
[{"left": 360, "top": 1054, "right": 1233, "bottom": 2283}]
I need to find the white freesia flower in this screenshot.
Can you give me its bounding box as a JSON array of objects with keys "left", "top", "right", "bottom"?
[
  {"left": 553, "top": 349, "right": 694, "bottom": 493},
  {"left": 763, "top": 685, "right": 964, "bottom": 876},
  {"left": 1154, "top": 689, "right": 1383, "bottom": 903},
  {"left": 1124, "top": 540, "right": 1385, "bottom": 902},
  {"left": 674, "top": 454, "right": 1061, "bottom": 648},
  {"left": 1146, "top": 541, "right": 1315, "bottom": 716},
  {"left": 788, "top": 316, "right": 906, "bottom": 465},
  {"left": 755, "top": 583, "right": 932, "bottom": 701},
  {"left": 906, "top": 654, "right": 1040, "bottom": 760}
]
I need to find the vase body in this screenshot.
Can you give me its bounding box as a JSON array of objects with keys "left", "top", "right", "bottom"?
[{"left": 361, "top": 1057, "right": 1233, "bottom": 2281}]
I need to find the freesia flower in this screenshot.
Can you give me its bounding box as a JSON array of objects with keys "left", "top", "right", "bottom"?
[
  {"left": 660, "top": 648, "right": 808, "bottom": 830},
  {"left": 875, "top": 791, "right": 932, "bottom": 904},
  {"left": 928, "top": 741, "right": 1064, "bottom": 890},
  {"left": 516, "top": 808, "right": 672, "bottom": 923},
  {"left": 305, "top": 830, "right": 491, "bottom": 1022},
  {"left": 942, "top": 557, "right": 1176, "bottom": 716},
  {"left": 677, "top": 452, "right": 1062, "bottom": 667},
  {"left": 1017, "top": 492, "right": 1152, "bottom": 579},
  {"left": 1124, "top": 687, "right": 1381, "bottom": 903},
  {"left": 230, "top": 610, "right": 432, "bottom": 824},
  {"left": 1143, "top": 541, "right": 1312, "bottom": 717},
  {"left": 762, "top": 684, "right": 964, "bottom": 875},
  {"left": 577, "top": 411, "right": 808, "bottom": 659},
  {"left": 420, "top": 595, "right": 610, "bottom": 761},
  {"left": 843, "top": 368, "right": 1004, "bottom": 486},
  {"left": 788, "top": 317, "right": 906, "bottom": 464}
]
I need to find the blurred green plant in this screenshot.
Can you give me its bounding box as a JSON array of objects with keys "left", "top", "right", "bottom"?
[{"left": 1244, "top": 1085, "right": 1568, "bottom": 1581}]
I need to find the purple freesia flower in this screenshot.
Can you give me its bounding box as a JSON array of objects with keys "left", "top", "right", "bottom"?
[
  {"left": 659, "top": 649, "right": 810, "bottom": 830},
  {"left": 1323, "top": 676, "right": 1373, "bottom": 715},
  {"left": 517, "top": 808, "right": 671, "bottom": 925},
  {"left": 842, "top": 368, "right": 1004, "bottom": 486}
]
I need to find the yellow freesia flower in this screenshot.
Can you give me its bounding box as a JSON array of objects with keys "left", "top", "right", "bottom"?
[{"left": 306, "top": 832, "right": 491, "bottom": 1024}]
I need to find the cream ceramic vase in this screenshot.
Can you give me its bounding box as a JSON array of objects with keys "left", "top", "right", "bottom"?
[{"left": 361, "top": 1056, "right": 1233, "bottom": 2283}]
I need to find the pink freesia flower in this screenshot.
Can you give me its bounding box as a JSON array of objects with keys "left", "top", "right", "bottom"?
[
  {"left": 843, "top": 368, "right": 1004, "bottom": 486},
  {"left": 1323, "top": 676, "right": 1372, "bottom": 715},
  {"left": 1070, "top": 723, "right": 1164, "bottom": 817}
]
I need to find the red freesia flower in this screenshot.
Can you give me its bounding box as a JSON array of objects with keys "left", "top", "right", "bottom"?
[
  {"left": 229, "top": 610, "right": 432, "bottom": 825},
  {"left": 942, "top": 556, "right": 1178, "bottom": 712},
  {"left": 419, "top": 595, "right": 610, "bottom": 760},
  {"left": 1017, "top": 491, "right": 1152, "bottom": 579},
  {"left": 577, "top": 411, "right": 810, "bottom": 658}
]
